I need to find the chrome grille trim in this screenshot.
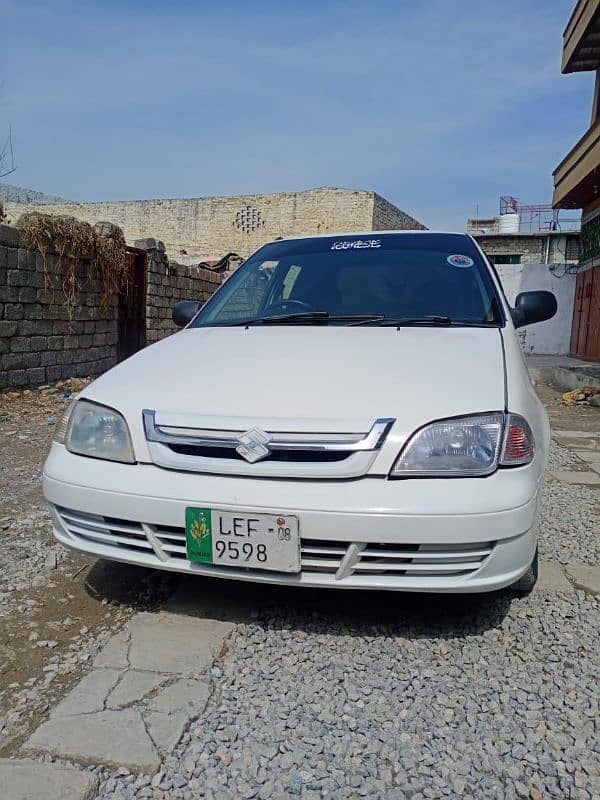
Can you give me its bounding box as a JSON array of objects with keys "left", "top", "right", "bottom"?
[
  {"left": 142, "top": 410, "right": 395, "bottom": 478},
  {"left": 143, "top": 410, "right": 395, "bottom": 453},
  {"left": 55, "top": 507, "right": 152, "bottom": 552}
]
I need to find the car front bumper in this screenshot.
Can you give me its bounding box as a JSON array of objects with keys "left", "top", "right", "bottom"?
[{"left": 43, "top": 445, "right": 541, "bottom": 593}]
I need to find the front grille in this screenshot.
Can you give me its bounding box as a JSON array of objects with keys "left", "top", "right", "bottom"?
[
  {"left": 55, "top": 507, "right": 493, "bottom": 583},
  {"left": 355, "top": 542, "right": 494, "bottom": 576},
  {"left": 142, "top": 410, "right": 395, "bottom": 479},
  {"left": 152, "top": 523, "right": 187, "bottom": 558},
  {"left": 167, "top": 444, "right": 350, "bottom": 463},
  {"left": 300, "top": 539, "right": 347, "bottom": 573},
  {"left": 55, "top": 507, "right": 151, "bottom": 554}
]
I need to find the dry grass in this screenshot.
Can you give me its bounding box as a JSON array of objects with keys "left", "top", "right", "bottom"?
[{"left": 17, "top": 212, "right": 128, "bottom": 315}]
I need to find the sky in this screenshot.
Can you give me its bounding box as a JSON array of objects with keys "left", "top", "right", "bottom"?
[{"left": 0, "top": 0, "right": 593, "bottom": 230}]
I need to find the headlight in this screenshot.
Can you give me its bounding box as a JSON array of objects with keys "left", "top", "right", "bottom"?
[
  {"left": 390, "top": 413, "right": 534, "bottom": 478},
  {"left": 61, "top": 400, "right": 135, "bottom": 464}
]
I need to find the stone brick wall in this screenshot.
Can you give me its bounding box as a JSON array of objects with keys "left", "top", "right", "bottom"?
[
  {"left": 372, "top": 193, "right": 426, "bottom": 231},
  {"left": 475, "top": 235, "right": 545, "bottom": 263},
  {"left": 474, "top": 234, "right": 581, "bottom": 265},
  {"left": 4, "top": 187, "right": 425, "bottom": 261},
  {"left": 136, "top": 238, "right": 223, "bottom": 345},
  {"left": 0, "top": 224, "right": 118, "bottom": 389},
  {"left": 0, "top": 226, "right": 226, "bottom": 389}
]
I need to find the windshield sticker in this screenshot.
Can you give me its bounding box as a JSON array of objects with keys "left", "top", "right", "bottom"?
[
  {"left": 447, "top": 254, "right": 474, "bottom": 268},
  {"left": 331, "top": 239, "right": 381, "bottom": 250}
]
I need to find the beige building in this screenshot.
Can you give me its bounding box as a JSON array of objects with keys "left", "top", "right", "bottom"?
[{"left": 4, "top": 187, "right": 425, "bottom": 261}]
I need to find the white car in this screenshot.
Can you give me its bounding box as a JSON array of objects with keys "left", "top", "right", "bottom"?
[{"left": 43, "top": 232, "right": 557, "bottom": 594}]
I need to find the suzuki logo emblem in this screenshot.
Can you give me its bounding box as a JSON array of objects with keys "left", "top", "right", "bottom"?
[{"left": 236, "top": 428, "right": 272, "bottom": 463}]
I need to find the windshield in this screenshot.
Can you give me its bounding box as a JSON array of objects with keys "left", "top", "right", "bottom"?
[{"left": 192, "top": 233, "right": 504, "bottom": 327}]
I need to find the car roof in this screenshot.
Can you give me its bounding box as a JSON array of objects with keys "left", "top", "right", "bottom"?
[{"left": 272, "top": 230, "right": 469, "bottom": 243}]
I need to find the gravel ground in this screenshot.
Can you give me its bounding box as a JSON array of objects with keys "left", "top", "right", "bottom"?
[
  {"left": 94, "top": 588, "right": 599, "bottom": 800},
  {"left": 92, "top": 435, "right": 599, "bottom": 800},
  {"left": 0, "top": 380, "right": 81, "bottom": 612},
  {"left": 540, "top": 442, "right": 600, "bottom": 566},
  {"left": 0, "top": 380, "right": 175, "bottom": 752},
  {"left": 2, "top": 378, "right": 597, "bottom": 797}
]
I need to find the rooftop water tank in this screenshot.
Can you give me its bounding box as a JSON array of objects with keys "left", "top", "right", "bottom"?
[{"left": 498, "top": 212, "right": 520, "bottom": 234}]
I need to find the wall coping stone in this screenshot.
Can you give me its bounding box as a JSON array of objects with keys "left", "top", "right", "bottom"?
[
  {"left": 135, "top": 237, "right": 165, "bottom": 252},
  {"left": 0, "top": 223, "right": 22, "bottom": 248}
]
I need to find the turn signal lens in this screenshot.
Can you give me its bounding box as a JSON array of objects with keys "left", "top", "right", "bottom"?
[
  {"left": 500, "top": 414, "right": 535, "bottom": 466},
  {"left": 53, "top": 401, "right": 75, "bottom": 444}
]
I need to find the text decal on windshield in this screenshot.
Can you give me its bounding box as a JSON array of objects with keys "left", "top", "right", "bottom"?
[{"left": 331, "top": 239, "right": 381, "bottom": 250}]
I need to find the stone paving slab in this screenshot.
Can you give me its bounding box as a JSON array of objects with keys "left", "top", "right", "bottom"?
[
  {"left": 22, "top": 608, "right": 233, "bottom": 775},
  {"left": 566, "top": 565, "right": 600, "bottom": 596},
  {"left": 127, "top": 611, "right": 234, "bottom": 673},
  {"left": 145, "top": 710, "right": 189, "bottom": 753},
  {"left": 107, "top": 670, "right": 169, "bottom": 709},
  {"left": 52, "top": 668, "right": 121, "bottom": 716},
  {"left": 553, "top": 429, "right": 600, "bottom": 438},
  {"left": 24, "top": 709, "right": 160, "bottom": 773},
  {"left": 93, "top": 629, "right": 129, "bottom": 669},
  {"left": 538, "top": 562, "right": 572, "bottom": 592},
  {"left": 549, "top": 469, "right": 600, "bottom": 486},
  {"left": 574, "top": 449, "right": 600, "bottom": 463},
  {"left": 147, "top": 677, "right": 210, "bottom": 714},
  {"left": 553, "top": 431, "right": 600, "bottom": 451},
  {"left": 0, "top": 758, "right": 99, "bottom": 800}
]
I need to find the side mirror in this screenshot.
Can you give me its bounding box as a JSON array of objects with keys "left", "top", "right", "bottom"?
[
  {"left": 172, "top": 300, "right": 201, "bottom": 328},
  {"left": 511, "top": 291, "right": 557, "bottom": 329}
]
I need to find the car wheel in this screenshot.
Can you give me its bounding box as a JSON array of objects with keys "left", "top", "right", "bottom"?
[{"left": 510, "top": 547, "right": 538, "bottom": 595}]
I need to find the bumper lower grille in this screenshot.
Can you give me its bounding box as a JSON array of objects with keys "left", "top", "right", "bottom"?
[
  {"left": 55, "top": 507, "right": 152, "bottom": 554},
  {"left": 55, "top": 506, "right": 494, "bottom": 584}
]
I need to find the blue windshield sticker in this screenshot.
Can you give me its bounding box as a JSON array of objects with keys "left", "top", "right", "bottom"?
[
  {"left": 447, "top": 254, "right": 474, "bottom": 268},
  {"left": 331, "top": 239, "right": 381, "bottom": 250}
]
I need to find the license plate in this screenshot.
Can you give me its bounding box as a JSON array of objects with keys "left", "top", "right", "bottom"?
[{"left": 185, "top": 508, "right": 300, "bottom": 573}]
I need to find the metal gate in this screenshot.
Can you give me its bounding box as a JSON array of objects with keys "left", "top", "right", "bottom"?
[{"left": 571, "top": 265, "right": 600, "bottom": 361}]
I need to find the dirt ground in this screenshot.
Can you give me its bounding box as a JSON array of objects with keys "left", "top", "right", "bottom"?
[
  {"left": 0, "top": 381, "right": 175, "bottom": 753},
  {"left": 0, "top": 374, "right": 597, "bottom": 756},
  {"left": 534, "top": 378, "right": 600, "bottom": 433}
]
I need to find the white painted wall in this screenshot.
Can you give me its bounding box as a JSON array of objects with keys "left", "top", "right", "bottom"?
[{"left": 495, "top": 263, "right": 576, "bottom": 355}]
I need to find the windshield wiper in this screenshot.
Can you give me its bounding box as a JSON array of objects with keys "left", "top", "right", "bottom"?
[
  {"left": 378, "top": 315, "right": 453, "bottom": 327},
  {"left": 375, "top": 316, "right": 497, "bottom": 329},
  {"left": 259, "top": 312, "right": 386, "bottom": 324}
]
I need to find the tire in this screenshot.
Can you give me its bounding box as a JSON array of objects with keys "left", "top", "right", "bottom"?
[{"left": 510, "top": 547, "right": 538, "bottom": 595}]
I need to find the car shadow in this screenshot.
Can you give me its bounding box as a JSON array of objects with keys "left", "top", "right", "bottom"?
[
  {"left": 165, "top": 573, "right": 514, "bottom": 639},
  {"left": 85, "top": 561, "right": 514, "bottom": 638},
  {"left": 83, "top": 559, "right": 179, "bottom": 611}
]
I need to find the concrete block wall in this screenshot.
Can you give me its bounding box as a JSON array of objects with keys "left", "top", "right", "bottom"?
[
  {"left": 475, "top": 234, "right": 580, "bottom": 266},
  {"left": 137, "top": 239, "right": 223, "bottom": 345},
  {"left": 0, "top": 224, "right": 118, "bottom": 389},
  {"left": 0, "top": 226, "right": 226, "bottom": 389},
  {"left": 477, "top": 235, "right": 545, "bottom": 263},
  {"left": 495, "top": 262, "right": 577, "bottom": 355},
  {"left": 371, "top": 193, "right": 425, "bottom": 231},
  {"left": 4, "top": 187, "right": 425, "bottom": 261}
]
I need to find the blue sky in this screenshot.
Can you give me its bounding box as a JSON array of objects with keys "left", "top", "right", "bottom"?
[{"left": 0, "top": 0, "right": 592, "bottom": 229}]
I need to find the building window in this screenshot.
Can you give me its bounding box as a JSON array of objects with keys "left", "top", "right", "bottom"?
[
  {"left": 487, "top": 254, "right": 522, "bottom": 265},
  {"left": 565, "top": 236, "right": 580, "bottom": 261}
]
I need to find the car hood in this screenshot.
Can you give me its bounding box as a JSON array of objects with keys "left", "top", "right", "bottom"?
[{"left": 83, "top": 326, "right": 506, "bottom": 457}]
